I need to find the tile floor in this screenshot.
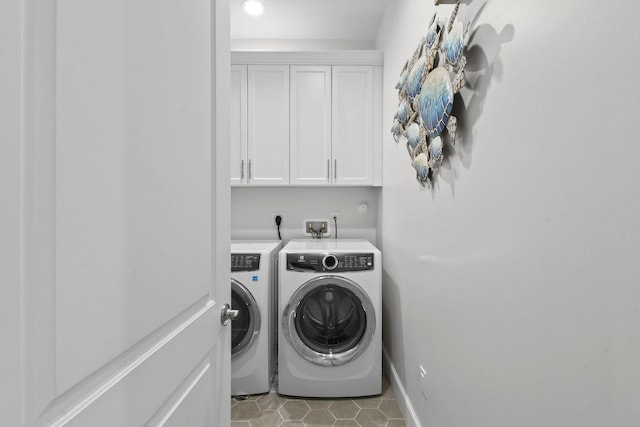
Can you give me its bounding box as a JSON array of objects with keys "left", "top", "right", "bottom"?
[{"left": 231, "top": 374, "right": 406, "bottom": 427}]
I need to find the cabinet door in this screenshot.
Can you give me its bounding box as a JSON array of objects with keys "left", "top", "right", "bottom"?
[
  {"left": 332, "top": 66, "right": 374, "bottom": 185},
  {"left": 290, "top": 66, "right": 332, "bottom": 185},
  {"left": 247, "top": 65, "right": 290, "bottom": 186},
  {"left": 230, "top": 65, "right": 247, "bottom": 186}
]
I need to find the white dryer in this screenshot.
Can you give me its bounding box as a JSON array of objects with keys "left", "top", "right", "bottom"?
[
  {"left": 231, "top": 240, "right": 282, "bottom": 396},
  {"left": 278, "top": 239, "right": 381, "bottom": 398}
]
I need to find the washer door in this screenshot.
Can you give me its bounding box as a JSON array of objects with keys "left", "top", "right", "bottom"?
[
  {"left": 282, "top": 275, "right": 375, "bottom": 366},
  {"left": 231, "top": 279, "right": 261, "bottom": 360}
]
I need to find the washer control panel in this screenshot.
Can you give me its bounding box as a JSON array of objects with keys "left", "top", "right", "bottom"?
[
  {"left": 287, "top": 253, "right": 374, "bottom": 272},
  {"left": 231, "top": 253, "right": 261, "bottom": 272}
]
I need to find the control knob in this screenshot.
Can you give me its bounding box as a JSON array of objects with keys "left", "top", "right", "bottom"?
[{"left": 322, "top": 254, "right": 338, "bottom": 270}]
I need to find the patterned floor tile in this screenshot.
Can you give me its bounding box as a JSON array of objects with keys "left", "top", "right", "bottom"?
[
  {"left": 279, "top": 400, "right": 310, "bottom": 421},
  {"left": 231, "top": 372, "right": 407, "bottom": 426},
  {"left": 232, "top": 401, "right": 260, "bottom": 421},
  {"left": 355, "top": 408, "right": 387, "bottom": 427},
  {"left": 249, "top": 410, "right": 283, "bottom": 427},
  {"left": 379, "top": 398, "right": 403, "bottom": 419},
  {"left": 302, "top": 408, "right": 336, "bottom": 426},
  {"left": 386, "top": 419, "right": 408, "bottom": 427},
  {"left": 304, "top": 398, "right": 333, "bottom": 409},
  {"left": 257, "top": 392, "right": 286, "bottom": 411},
  {"left": 328, "top": 401, "right": 359, "bottom": 419},
  {"left": 354, "top": 396, "right": 382, "bottom": 409}
]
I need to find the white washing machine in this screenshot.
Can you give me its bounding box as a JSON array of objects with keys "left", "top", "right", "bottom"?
[
  {"left": 278, "top": 239, "right": 381, "bottom": 398},
  {"left": 231, "top": 240, "right": 282, "bottom": 396}
]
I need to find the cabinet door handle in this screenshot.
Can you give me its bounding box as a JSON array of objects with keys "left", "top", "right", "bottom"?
[
  {"left": 248, "top": 159, "right": 252, "bottom": 180},
  {"left": 327, "top": 159, "right": 330, "bottom": 181},
  {"left": 334, "top": 159, "right": 337, "bottom": 180},
  {"left": 241, "top": 159, "right": 245, "bottom": 180}
]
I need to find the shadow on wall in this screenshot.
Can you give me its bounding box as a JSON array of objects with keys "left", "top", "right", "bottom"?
[
  {"left": 438, "top": 1, "right": 515, "bottom": 196},
  {"left": 381, "top": 269, "right": 406, "bottom": 382}
]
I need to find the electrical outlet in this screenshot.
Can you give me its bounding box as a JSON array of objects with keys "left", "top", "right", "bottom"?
[
  {"left": 272, "top": 212, "right": 284, "bottom": 223},
  {"left": 419, "top": 365, "right": 428, "bottom": 400},
  {"left": 303, "top": 219, "right": 330, "bottom": 237}
]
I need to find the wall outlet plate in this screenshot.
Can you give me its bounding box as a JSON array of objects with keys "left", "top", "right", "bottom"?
[
  {"left": 419, "top": 365, "right": 428, "bottom": 400},
  {"left": 303, "top": 219, "right": 330, "bottom": 237}
]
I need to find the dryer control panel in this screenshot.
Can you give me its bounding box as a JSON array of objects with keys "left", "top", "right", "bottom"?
[
  {"left": 287, "top": 253, "right": 374, "bottom": 272},
  {"left": 231, "top": 253, "right": 261, "bottom": 272}
]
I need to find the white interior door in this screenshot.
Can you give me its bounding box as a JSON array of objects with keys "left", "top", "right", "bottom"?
[{"left": 1, "top": 0, "right": 231, "bottom": 425}]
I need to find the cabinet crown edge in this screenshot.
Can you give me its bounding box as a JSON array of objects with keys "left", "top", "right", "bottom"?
[{"left": 231, "top": 50, "right": 384, "bottom": 66}]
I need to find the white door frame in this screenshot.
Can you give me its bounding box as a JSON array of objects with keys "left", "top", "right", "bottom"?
[
  {"left": 212, "top": 0, "right": 232, "bottom": 424},
  {"left": 0, "top": 0, "right": 24, "bottom": 425}
]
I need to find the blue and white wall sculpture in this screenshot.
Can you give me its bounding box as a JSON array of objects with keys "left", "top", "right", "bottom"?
[{"left": 391, "top": 0, "right": 469, "bottom": 187}]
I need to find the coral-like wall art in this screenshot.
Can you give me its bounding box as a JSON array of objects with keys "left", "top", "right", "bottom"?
[{"left": 391, "top": 0, "right": 469, "bottom": 187}]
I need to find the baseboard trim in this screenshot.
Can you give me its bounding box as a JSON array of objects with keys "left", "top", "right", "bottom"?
[{"left": 382, "top": 345, "right": 422, "bottom": 427}]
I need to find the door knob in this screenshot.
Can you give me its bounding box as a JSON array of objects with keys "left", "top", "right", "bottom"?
[{"left": 220, "top": 303, "right": 239, "bottom": 326}]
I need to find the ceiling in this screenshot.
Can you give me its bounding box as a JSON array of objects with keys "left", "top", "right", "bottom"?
[{"left": 230, "top": 0, "right": 389, "bottom": 42}]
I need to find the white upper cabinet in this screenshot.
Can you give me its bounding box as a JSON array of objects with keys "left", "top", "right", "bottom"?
[
  {"left": 231, "top": 51, "right": 383, "bottom": 187},
  {"left": 230, "top": 65, "right": 247, "bottom": 186},
  {"left": 332, "top": 66, "right": 374, "bottom": 186},
  {"left": 247, "top": 64, "right": 290, "bottom": 186},
  {"left": 290, "top": 66, "right": 332, "bottom": 185}
]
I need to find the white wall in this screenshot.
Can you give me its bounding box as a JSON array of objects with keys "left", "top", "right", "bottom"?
[
  {"left": 0, "top": 0, "right": 23, "bottom": 425},
  {"left": 376, "top": 1, "right": 640, "bottom": 426},
  {"left": 231, "top": 187, "right": 379, "bottom": 245}
]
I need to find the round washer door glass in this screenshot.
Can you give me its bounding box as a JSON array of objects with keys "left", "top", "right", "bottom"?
[
  {"left": 283, "top": 275, "right": 375, "bottom": 366},
  {"left": 231, "top": 279, "right": 261, "bottom": 359}
]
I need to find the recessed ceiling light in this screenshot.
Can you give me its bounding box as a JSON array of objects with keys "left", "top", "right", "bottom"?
[{"left": 241, "top": 0, "right": 264, "bottom": 16}]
